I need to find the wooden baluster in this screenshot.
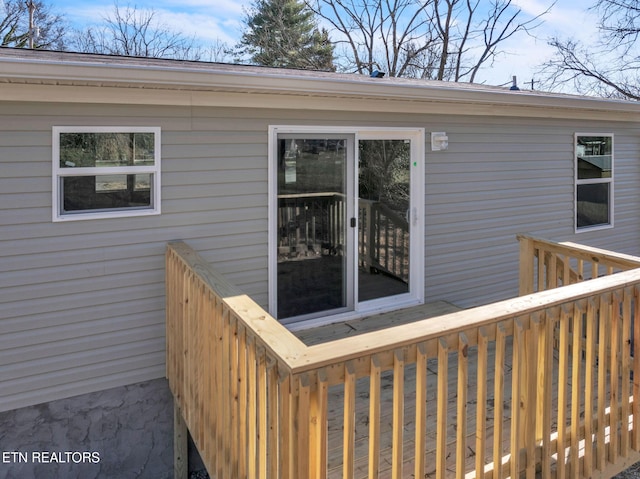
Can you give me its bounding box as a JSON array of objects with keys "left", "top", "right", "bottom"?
[
  {"left": 492, "top": 323, "right": 507, "bottom": 479},
  {"left": 548, "top": 253, "right": 558, "bottom": 289},
  {"left": 524, "top": 315, "right": 539, "bottom": 479},
  {"left": 267, "top": 358, "right": 278, "bottom": 479},
  {"left": 215, "top": 298, "right": 225, "bottom": 479},
  {"left": 610, "top": 291, "right": 621, "bottom": 465},
  {"left": 237, "top": 326, "right": 248, "bottom": 479},
  {"left": 510, "top": 318, "right": 524, "bottom": 479},
  {"left": 296, "top": 373, "right": 311, "bottom": 479},
  {"left": 222, "top": 308, "right": 234, "bottom": 479},
  {"left": 392, "top": 348, "right": 405, "bottom": 479},
  {"left": 436, "top": 338, "right": 449, "bottom": 479},
  {"left": 597, "top": 294, "right": 609, "bottom": 470},
  {"left": 247, "top": 336, "right": 258, "bottom": 479},
  {"left": 562, "top": 254, "right": 571, "bottom": 286},
  {"left": 456, "top": 333, "right": 469, "bottom": 479},
  {"left": 475, "top": 328, "right": 489, "bottom": 479},
  {"left": 415, "top": 344, "right": 428, "bottom": 479},
  {"left": 559, "top": 305, "right": 571, "bottom": 477},
  {"left": 569, "top": 302, "right": 583, "bottom": 476},
  {"left": 343, "top": 361, "right": 356, "bottom": 479},
  {"left": 201, "top": 287, "right": 211, "bottom": 465},
  {"left": 633, "top": 285, "right": 640, "bottom": 451},
  {"left": 621, "top": 287, "right": 632, "bottom": 458},
  {"left": 278, "top": 371, "right": 292, "bottom": 479},
  {"left": 257, "top": 346, "right": 268, "bottom": 479},
  {"left": 584, "top": 298, "right": 597, "bottom": 476},
  {"left": 309, "top": 369, "right": 328, "bottom": 479},
  {"left": 578, "top": 258, "right": 584, "bottom": 282},
  {"left": 537, "top": 310, "right": 554, "bottom": 479},
  {"left": 538, "top": 248, "right": 546, "bottom": 292},
  {"left": 369, "top": 355, "right": 382, "bottom": 478}
]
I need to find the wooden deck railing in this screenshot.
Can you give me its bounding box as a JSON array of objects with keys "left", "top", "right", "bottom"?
[
  {"left": 167, "top": 236, "right": 640, "bottom": 479},
  {"left": 166, "top": 242, "right": 310, "bottom": 478},
  {"left": 518, "top": 234, "right": 640, "bottom": 295}
]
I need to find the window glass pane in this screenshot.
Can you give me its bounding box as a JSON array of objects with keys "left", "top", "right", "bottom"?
[
  {"left": 577, "top": 136, "right": 612, "bottom": 179},
  {"left": 62, "top": 174, "right": 152, "bottom": 212},
  {"left": 577, "top": 183, "right": 609, "bottom": 228},
  {"left": 276, "top": 138, "right": 348, "bottom": 320},
  {"left": 60, "top": 132, "right": 155, "bottom": 168}
]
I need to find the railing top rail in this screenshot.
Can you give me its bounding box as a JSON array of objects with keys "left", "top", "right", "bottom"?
[
  {"left": 517, "top": 233, "right": 640, "bottom": 270},
  {"left": 167, "top": 241, "right": 308, "bottom": 369},
  {"left": 290, "top": 267, "right": 640, "bottom": 373}
]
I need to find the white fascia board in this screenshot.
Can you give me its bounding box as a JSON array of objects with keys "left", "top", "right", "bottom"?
[{"left": 1, "top": 54, "right": 640, "bottom": 121}]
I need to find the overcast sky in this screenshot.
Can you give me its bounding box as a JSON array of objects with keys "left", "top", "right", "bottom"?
[{"left": 52, "top": 0, "right": 601, "bottom": 88}]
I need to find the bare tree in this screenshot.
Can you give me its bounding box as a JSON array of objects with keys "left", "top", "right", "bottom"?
[
  {"left": 71, "top": 3, "right": 201, "bottom": 60},
  {"left": 305, "top": 0, "right": 436, "bottom": 77},
  {"left": 306, "top": 0, "right": 552, "bottom": 81},
  {"left": 203, "top": 39, "right": 233, "bottom": 63},
  {"left": 1, "top": 0, "right": 66, "bottom": 49},
  {"left": 540, "top": 0, "right": 640, "bottom": 100}
]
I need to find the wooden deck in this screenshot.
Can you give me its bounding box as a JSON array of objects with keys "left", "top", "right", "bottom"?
[
  {"left": 294, "top": 301, "right": 461, "bottom": 346},
  {"left": 166, "top": 235, "right": 640, "bottom": 479}
]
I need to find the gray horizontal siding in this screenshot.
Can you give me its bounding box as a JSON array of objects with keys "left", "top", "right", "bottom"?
[
  {"left": 423, "top": 116, "right": 640, "bottom": 307},
  {"left": 0, "top": 102, "right": 271, "bottom": 412},
  {"left": 2, "top": 100, "right": 640, "bottom": 413}
]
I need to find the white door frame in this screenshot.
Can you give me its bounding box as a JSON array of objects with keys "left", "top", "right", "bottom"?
[{"left": 268, "top": 126, "right": 425, "bottom": 330}]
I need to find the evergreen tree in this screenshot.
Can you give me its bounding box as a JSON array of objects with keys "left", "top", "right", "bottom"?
[{"left": 237, "top": 0, "right": 334, "bottom": 71}]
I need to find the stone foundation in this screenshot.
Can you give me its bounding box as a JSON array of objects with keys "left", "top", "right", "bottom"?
[{"left": 0, "top": 378, "right": 175, "bottom": 479}]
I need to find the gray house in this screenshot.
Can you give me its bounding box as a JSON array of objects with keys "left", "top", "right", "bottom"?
[{"left": 1, "top": 48, "right": 640, "bottom": 478}]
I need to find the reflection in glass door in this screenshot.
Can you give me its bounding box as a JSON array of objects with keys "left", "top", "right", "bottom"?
[
  {"left": 271, "top": 128, "right": 423, "bottom": 325},
  {"left": 358, "top": 140, "right": 411, "bottom": 302},
  {"left": 276, "top": 136, "right": 352, "bottom": 320}
]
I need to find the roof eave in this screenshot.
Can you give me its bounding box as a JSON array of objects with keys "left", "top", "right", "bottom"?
[{"left": 0, "top": 52, "right": 639, "bottom": 121}]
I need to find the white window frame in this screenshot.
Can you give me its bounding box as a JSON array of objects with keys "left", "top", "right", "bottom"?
[
  {"left": 268, "top": 125, "right": 425, "bottom": 329},
  {"left": 575, "top": 133, "right": 614, "bottom": 233},
  {"left": 52, "top": 126, "right": 161, "bottom": 222}
]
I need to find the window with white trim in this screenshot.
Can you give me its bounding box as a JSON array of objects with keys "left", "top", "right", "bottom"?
[
  {"left": 575, "top": 134, "right": 613, "bottom": 231},
  {"left": 53, "top": 127, "right": 161, "bottom": 221}
]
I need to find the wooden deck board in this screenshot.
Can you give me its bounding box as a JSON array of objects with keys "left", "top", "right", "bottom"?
[
  {"left": 294, "top": 301, "right": 462, "bottom": 346},
  {"left": 322, "top": 356, "right": 514, "bottom": 478}
]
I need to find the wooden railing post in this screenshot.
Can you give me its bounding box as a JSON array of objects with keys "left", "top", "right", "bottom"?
[
  {"left": 173, "top": 403, "right": 188, "bottom": 479},
  {"left": 308, "top": 370, "right": 328, "bottom": 479},
  {"left": 518, "top": 235, "right": 535, "bottom": 295}
]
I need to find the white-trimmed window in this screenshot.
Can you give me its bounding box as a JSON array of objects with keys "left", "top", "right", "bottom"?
[
  {"left": 53, "top": 127, "right": 161, "bottom": 221},
  {"left": 575, "top": 133, "right": 613, "bottom": 231}
]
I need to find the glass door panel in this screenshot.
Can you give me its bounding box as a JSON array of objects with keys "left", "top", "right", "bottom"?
[
  {"left": 276, "top": 137, "right": 350, "bottom": 320},
  {"left": 358, "top": 139, "right": 411, "bottom": 302}
]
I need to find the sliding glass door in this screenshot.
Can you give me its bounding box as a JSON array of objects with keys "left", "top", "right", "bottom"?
[
  {"left": 270, "top": 128, "right": 423, "bottom": 325},
  {"left": 275, "top": 135, "right": 354, "bottom": 319},
  {"left": 358, "top": 139, "right": 411, "bottom": 302}
]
